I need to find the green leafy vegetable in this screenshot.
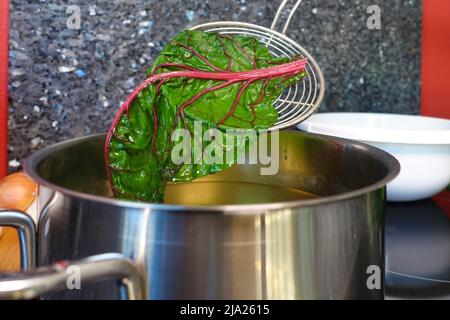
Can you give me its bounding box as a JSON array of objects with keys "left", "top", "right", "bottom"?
[{"left": 105, "top": 30, "right": 307, "bottom": 202}]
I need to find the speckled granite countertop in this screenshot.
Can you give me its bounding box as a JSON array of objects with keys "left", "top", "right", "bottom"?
[{"left": 7, "top": 0, "right": 422, "bottom": 169}]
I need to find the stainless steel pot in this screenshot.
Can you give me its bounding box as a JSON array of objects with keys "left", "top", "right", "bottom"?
[{"left": 0, "top": 130, "right": 399, "bottom": 299}]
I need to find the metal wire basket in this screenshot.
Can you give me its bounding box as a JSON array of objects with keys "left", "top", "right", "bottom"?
[{"left": 191, "top": 0, "right": 325, "bottom": 130}]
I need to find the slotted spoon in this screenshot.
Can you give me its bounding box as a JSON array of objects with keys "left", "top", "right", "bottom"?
[{"left": 191, "top": 0, "right": 325, "bottom": 130}]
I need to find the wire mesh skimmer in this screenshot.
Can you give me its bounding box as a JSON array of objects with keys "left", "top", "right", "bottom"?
[{"left": 191, "top": 0, "right": 325, "bottom": 130}]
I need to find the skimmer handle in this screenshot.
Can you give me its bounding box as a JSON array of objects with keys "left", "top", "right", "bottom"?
[{"left": 270, "top": 0, "right": 303, "bottom": 34}]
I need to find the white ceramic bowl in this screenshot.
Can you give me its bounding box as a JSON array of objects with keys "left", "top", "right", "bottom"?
[{"left": 298, "top": 113, "right": 450, "bottom": 202}]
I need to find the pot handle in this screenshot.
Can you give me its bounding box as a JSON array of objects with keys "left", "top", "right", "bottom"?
[
  {"left": 0, "top": 253, "right": 146, "bottom": 300},
  {"left": 0, "top": 210, "right": 146, "bottom": 300},
  {"left": 0, "top": 209, "right": 36, "bottom": 270}
]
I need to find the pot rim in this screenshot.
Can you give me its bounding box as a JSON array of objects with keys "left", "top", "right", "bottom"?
[{"left": 24, "top": 131, "right": 400, "bottom": 213}]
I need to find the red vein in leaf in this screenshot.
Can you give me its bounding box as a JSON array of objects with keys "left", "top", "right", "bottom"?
[
  {"left": 217, "top": 80, "right": 254, "bottom": 125},
  {"left": 149, "top": 63, "right": 203, "bottom": 76},
  {"left": 219, "top": 34, "right": 257, "bottom": 69},
  {"left": 252, "top": 40, "right": 258, "bottom": 68},
  {"left": 248, "top": 79, "right": 269, "bottom": 126},
  {"left": 172, "top": 41, "right": 224, "bottom": 72},
  {"left": 230, "top": 114, "right": 252, "bottom": 124},
  {"left": 151, "top": 79, "right": 169, "bottom": 154},
  {"left": 112, "top": 132, "right": 132, "bottom": 144},
  {"left": 173, "top": 80, "right": 238, "bottom": 131},
  {"left": 217, "top": 36, "right": 233, "bottom": 71}
]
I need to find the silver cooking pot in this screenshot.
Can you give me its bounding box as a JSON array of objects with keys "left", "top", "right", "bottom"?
[{"left": 0, "top": 130, "right": 399, "bottom": 299}]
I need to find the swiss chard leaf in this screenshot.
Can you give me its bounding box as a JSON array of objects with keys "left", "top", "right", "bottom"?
[{"left": 105, "top": 30, "right": 307, "bottom": 202}]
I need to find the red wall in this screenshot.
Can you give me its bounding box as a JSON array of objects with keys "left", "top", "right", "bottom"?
[
  {"left": 421, "top": 0, "right": 450, "bottom": 119},
  {"left": 0, "top": 0, "right": 9, "bottom": 178}
]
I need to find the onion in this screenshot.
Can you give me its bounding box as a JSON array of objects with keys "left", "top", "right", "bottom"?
[{"left": 0, "top": 172, "right": 37, "bottom": 211}]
